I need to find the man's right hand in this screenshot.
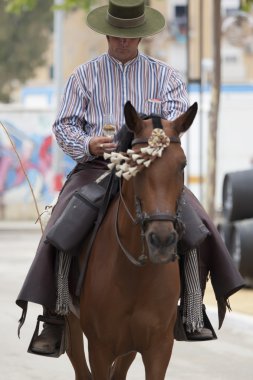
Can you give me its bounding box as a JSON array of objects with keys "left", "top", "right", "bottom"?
[{"left": 89, "top": 136, "right": 117, "bottom": 157}]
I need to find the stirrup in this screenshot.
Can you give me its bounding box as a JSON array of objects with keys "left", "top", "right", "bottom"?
[{"left": 27, "top": 315, "right": 66, "bottom": 358}]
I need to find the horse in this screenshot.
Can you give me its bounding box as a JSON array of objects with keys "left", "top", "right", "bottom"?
[{"left": 66, "top": 101, "right": 198, "bottom": 380}]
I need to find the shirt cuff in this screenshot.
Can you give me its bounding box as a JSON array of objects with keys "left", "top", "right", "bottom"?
[{"left": 77, "top": 135, "right": 96, "bottom": 163}]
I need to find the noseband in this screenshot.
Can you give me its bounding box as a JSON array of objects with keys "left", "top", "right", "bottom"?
[{"left": 115, "top": 116, "right": 185, "bottom": 266}]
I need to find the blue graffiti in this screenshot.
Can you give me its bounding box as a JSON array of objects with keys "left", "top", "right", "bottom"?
[{"left": 0, "top": 120, "right": 75, "bottom": 204}]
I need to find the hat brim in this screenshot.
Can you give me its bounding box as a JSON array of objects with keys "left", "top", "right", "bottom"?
[{"left": 87, "top": 6, "right": 166, "bottom": 38}]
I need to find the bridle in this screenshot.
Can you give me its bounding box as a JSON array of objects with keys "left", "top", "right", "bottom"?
[{"left": 115, "top": 116, "right": 185, "bottom": 266}]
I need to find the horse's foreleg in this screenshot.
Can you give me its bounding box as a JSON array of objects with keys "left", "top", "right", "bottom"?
[
  {"left": 110, "top": 352, "right": 137, "bottom": 380},
  {"left": 66, "top": 312, "right": 91, "bottom": 380},
  {"left": 88, "top": 342, "right": 114, "bottom": 380},
  {"left": 142, "top": 336, "right": 174, "bottom": 380}
]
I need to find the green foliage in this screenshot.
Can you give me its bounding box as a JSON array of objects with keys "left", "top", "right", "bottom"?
[
  {"left": 54, "top": 0, "right": 95, "bottom": 11},
  {"left": 4, "top": 0, "right": 38, "bottom": 13},
  {"left": 0, "top": 0, "right": 53, "bottom": 102},
  {"left": 2, "top": 0, "right": 104, "bottom": 103},
  {"left": 240, "top": 0, "right": 253, "bottom": 12},
  {"left": 4, "top": 0, "right": 100, "bottom": 13}
]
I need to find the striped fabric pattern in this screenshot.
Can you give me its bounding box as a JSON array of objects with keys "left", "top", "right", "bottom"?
[{"left": 53, "top": 52, "right": 189, "bottom": 162}]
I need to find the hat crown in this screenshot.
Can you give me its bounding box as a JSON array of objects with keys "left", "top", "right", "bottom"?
[
  {"left": 108, "top": 0, "right": 144, "bottom": 20},
  {"left": 86, "top": 0, "right": 165, "bottom": 38}
]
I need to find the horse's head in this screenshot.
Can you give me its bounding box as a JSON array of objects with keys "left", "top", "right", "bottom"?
[{"left": 106, "top": 101, "right": 197, "bottom": 265}]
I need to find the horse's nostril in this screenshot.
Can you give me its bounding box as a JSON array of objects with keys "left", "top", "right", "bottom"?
[
  {"left": 149, "top": 231, "right": 177, "bottom": 248},
  {"left": 149, "top": 232, "right": 161, "bottom": 248},
  {"left": 165, "top": 231, "right": 177, "bottom": 247}
]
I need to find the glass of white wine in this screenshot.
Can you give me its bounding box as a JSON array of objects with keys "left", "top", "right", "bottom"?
[{"left": 102, "top": 114, "right": 117, "bottom": 139}]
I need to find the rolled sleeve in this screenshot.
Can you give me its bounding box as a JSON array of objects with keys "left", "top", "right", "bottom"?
[{"left": 52, "top": 73, "right": 94, "bottom": 162}]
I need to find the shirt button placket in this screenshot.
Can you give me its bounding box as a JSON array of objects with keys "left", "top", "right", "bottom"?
[{"left": 122, "top": 65, "right": 127, "bottom": 109}]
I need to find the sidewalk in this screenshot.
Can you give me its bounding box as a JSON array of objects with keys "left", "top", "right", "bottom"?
[{"left": 0, "top": 220, "right": 41, "bottom": 231}]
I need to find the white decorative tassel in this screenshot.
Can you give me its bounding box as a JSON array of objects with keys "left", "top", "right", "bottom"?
[
  {"left": 141, "top": 147, "right": 154, "bottom": 155},
  {"left": 128, "top": 167, "right": 139, "bottom": 176},
  {"left": 120, "top": 163, "right": 130, "bottom": 171},
  {"left": 108, "top": 162, "right": 116, "bottom": 170},
  {"left": 157, "top": 147, "right": 164, "bottom": 157},
  {"left": 143, "top": 160, "right": 152, "bottom": 167},
  {"left": 152, "top": 148, "right": 159, "bottom": 156},
  {"left": 103, "top": 152, "right": 111, "bottom": 160},
  {"left": 123, "top": 172, "right": 132, "bottom": 180},
  {"left": 115, "top": 170, "right": 123, "bottom": 177},
  {"left": 132, "top": 154, "right": 141, "bottom": 161}
]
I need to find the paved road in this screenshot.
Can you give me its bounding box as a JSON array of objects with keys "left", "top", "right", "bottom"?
[{"left": 0, "top": 227, "right": 253, "bottom": 380}]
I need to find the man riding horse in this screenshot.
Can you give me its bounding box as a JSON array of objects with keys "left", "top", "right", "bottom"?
[{"left": 16, "top": 0, "right": 244, "bottom": 357}]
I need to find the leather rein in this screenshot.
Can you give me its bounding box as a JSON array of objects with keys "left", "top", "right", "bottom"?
[{"left": 114, "top": 117, "right": 184, "bottom": 266}]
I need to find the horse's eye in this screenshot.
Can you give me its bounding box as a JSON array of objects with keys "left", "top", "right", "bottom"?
[{"left": 181, "top": 161, "right": 187, "bottom": 171}]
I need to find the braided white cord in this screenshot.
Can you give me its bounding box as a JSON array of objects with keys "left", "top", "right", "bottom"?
[{"left": 104, "top": 128, "right": 170, "bottom": 180}]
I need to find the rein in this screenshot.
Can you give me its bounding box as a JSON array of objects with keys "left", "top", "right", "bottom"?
[
  {"left": 114, "top": 133, "right": 184, "bottom": 266},
  {"left": 115, "top": 185, "right": 147, "bottom": 267}
]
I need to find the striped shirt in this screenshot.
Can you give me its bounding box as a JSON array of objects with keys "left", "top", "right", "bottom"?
[{"left": 53, "top": 52, "right": 189, "bottom": 162}]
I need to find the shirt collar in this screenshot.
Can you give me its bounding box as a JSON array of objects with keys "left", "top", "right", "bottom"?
[{"left": 107, "top": 52, "right": 140, "bottom": 68}]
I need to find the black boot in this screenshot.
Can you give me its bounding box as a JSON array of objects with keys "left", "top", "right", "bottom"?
[{"left": 29, "top": 309, "right": 65, "bottom": 356}]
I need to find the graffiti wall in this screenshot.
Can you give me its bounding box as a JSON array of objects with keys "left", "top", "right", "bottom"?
[{"left": 0, "top": 107, "right": 75, "bottom": 219}]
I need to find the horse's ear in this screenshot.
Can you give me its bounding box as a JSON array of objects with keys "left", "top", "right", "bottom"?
[
  {"left": 172, "top": 102, "right": 198, "bottom": 135},
  {"left": 124, "top": 101, "right": 142, "bottom": 134}
]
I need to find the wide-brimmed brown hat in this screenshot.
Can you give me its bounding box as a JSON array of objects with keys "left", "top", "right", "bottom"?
[{"left": 86, "top": 0, "right": 165, "bottom": 38}]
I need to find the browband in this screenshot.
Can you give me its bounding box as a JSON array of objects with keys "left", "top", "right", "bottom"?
[{"left": 132, "top": 136, "right": 181, "bottom": 146}]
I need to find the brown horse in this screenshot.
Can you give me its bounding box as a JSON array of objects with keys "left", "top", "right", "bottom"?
[{"left": 66, "top": 101, "right": 198, "bottom": 380}]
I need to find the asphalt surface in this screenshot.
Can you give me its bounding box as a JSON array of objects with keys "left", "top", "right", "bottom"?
[{"left": 0, "top": 225, "right": 253, "bottom": 380}]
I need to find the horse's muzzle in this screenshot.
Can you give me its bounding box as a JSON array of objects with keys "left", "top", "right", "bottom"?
[{"left": 146, "top": 225, "right": 178, "bottom": 264}]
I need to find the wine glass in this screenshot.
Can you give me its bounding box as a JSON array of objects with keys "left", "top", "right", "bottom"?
[{"left": 102, "top": 114, "right": 117, "bottom": 138}]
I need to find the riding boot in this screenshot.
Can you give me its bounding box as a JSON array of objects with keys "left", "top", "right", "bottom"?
[{"left": 29, "top": 307, "right": 65, "bottom": 356}]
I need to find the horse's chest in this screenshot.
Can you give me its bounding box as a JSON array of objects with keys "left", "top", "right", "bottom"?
[
  {"left": 83, "top": 263, "right": 179, "bottom": 352},
  {"left": 85, "top": 296, "right": 176, "bottom": 350}
]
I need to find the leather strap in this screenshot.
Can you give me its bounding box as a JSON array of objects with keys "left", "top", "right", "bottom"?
[
  {"left": 132, "top": 136, "right": 181, "bottom": 146},
  {"left": 37, "top": 315, "right": 65, "bottom": 325},
  {"left": 115, "top": 195, "right": 147, "bottom": 267}
]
